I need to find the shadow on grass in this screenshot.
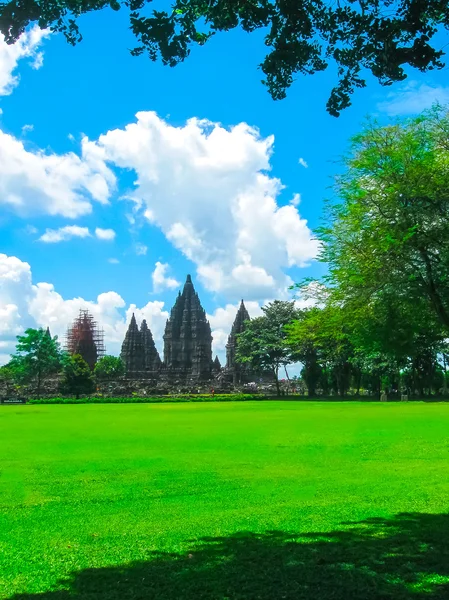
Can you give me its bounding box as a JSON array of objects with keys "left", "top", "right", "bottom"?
[{"left": 10, "top": 513, "right": 449, "bottom": 599}]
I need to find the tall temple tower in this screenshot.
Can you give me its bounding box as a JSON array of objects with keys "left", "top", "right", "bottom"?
[
  {"left": 120, "top": 314, "right": 161, "bottom": 377},
  {"left": 225, "top": 300, "right": 252, "bottom": 384},
  {"left": 163, "top": 274, "right": 213, "bottom": 381}
]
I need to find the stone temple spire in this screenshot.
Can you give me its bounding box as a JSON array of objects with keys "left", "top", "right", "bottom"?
[
  {"left": 163, "top": 274, "right": 213, "bottom": 380},
  {"left": 213, "top": 355, "right": 222, "bottom": 372},
  {"left": 121, "top": 315, "right": 161, "bottom": 377},
  {"left": 226, "top": 300, "right": 251, "bottom": 384},
  {"left": 121, "top": 314, "right": 144, "bottom": 375},
  {"left": 141, "top": 319, "right": 161, "bottom": 372}
]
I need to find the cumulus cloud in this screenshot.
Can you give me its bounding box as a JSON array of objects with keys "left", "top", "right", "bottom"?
[
  {"left": 39, "top": 225, "right": 91, "bottom": 243},
  {"left": 95, "top": 227, "right": 116, "bottom": 240},
  {"left": 88, "top": 112, "right": 318, "bottom": 299},
  {"left": 0, "top": 131, "right": 116, "bottom": 218},
  {"left": 378, "top": 81, "right": 449, "bottom": 116},
  {"left": 298, "top": 157, "right": 308, "bottom": 168},
  {"left": 135, "top": 243, "right": 148, "bottom": 256},
  {"left": 108, "top": 258, "right": 120, "bottom": 264},
  {"left": 0, "top": 253, "right": 170, "bottom": 364},
  {"left": 152, "top": 261, "right": 180, "bottom": 292},
  {"left": 0, "top": 26, "right": 49, "bottom": 96}
]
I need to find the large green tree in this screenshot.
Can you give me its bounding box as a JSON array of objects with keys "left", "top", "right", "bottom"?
[
  {"left": 8, "top": 328, "right": 63, "bottom": 398},
  {"left": 60, "top": 353, "right": 95, "bottom": 398},
  {"left": 310, "top": 105, "right": 449, "bottom": 331},
  {"left": 2, "top": 1, "right": 449, "bottom": 116},
  {"left": 235, "top": 300, "right": 300, "bottom": 395}
]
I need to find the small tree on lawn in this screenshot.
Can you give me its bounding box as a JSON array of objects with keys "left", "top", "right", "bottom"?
[
  {"left": 9, "top": 328, "right": 63, "bottom": 398},
  {"left": 60, "top": 354, "right": 95, "bottom": 399},
  {"left": 236, "top": 300, "right": 300, "bottom": 396},
  {"left": 94, "top": 355, "right": 124, "bottom": 381}
]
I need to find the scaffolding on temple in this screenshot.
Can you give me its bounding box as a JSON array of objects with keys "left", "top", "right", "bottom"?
[{"left": 65, "top": 309, "right": 105, "bottom": 370}]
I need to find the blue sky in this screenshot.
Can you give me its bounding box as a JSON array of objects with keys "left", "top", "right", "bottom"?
[{"left": 1, "top": 7, "right": 449, "bottom": 366}]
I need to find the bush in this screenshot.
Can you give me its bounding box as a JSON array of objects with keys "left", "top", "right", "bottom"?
[{"left": 28, "top": 394, "right": 262, "bottom": 405}]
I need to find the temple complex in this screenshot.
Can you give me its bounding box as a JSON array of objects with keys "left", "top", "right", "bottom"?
[{"left": 116, "top": 275, "right": 257, "bottom": 387}]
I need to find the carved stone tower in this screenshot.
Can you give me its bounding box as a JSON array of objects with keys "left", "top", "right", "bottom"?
[
  {"left": 141, "top": 319, "right": 162, "bottom": 372},
  {"left": 225, "top": 300, "right": 252, "bottom": 384},
  {"left": 121, "top": 314, "right": 161, "bottom": 377},
  {"left": 163, "top": 274, "right": 213, "bottom": 380}
]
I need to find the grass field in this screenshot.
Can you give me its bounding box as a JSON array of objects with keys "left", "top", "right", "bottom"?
[{"left": 1, "top": 401, "right": 449, "bottom": 599}]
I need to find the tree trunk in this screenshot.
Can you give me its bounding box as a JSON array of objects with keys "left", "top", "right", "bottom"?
[
  {"left": 274, "top": 369, "right": 280, "bottom": 396},
  {"left": 37, "top": 367, "right": 41, "bottom": 400},
  {"left": 419, "top": 247, "right": 449, "bottom": 331}
]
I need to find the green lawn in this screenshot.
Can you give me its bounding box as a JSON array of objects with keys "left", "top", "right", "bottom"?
[{"left": 1, "top": 401, "right": 449, "bottom": 599}]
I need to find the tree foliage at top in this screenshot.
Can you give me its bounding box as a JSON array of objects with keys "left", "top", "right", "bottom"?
[
  {"left": 1, "top": 1, "right": 449, "bottom": 115},
  {"left": 311, "top": 104, "right": 449, "bottom": 329}
]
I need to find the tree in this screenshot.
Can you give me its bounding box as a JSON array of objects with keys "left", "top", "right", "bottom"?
[
  {"left": 287, "top": 306, "right": 354, "bottom": 397},
  {"left": 235, "top": 300, "right": 300, "bottom": 395},
  {"left": 60, "top": 354, "right": 95, "bottom": 398},
  {"left": 307, "top": 105, "right": 449, "bottom": 333},
  {"left": 9, "top": 328, "right": 63, "bottom": 398},
  {"left": 94, "top": 355, "right": 124, "bottom": 381},
  {"left": 2, "top": 1, "right": 449, "bottom": 116}
]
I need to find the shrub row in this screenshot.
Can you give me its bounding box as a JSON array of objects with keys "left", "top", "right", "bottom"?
[{"left": 28, "top": 394, "right": 262, "bottom": 405}]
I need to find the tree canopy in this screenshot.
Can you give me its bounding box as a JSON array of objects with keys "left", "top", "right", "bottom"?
[
  {"left": 236, "top": 300, "right": 301, "bottom": 395},
  {"left": 8, "top": 328, "right": 63, "bottom": 397},
  {"left": 311, "top": 105, "right": 449, "bottom": 329},
  {"left": 1, "top": 1, "right": 449, "bottom": 115},
  {"left": 287, "top": 104, "right": 449, "bottom": 398}
]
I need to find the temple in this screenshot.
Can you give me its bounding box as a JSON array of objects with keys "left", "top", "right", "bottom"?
[
  {"left": 163, "top": 274, "right": 213, "bottom": 381},
  {"left": 225, "top": 299, "right": 253, "bottom": 384},
  {"left": 117, "top": 275, "right": 256, "bottom": 387}
]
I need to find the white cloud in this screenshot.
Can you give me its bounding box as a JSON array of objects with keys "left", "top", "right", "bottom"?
[
  {"left": 95, "top": 227, "right": 116, "bottom": 241},
  {"left": 39, "top": 225, "right": 91, "bottom": 243},
  {"left": 0, "top": 26, "right": 50, "bottom": 96},
  {"left": 21, "top": 124, "right": 34, "bottom": 134},
  {"left": 0, "top": 253, "right": 170, "bottom": 363},
  {"left": 152, "top": 261, "right": 180, "bottom": 292},
  {"left": 298, "top": 157, "right": 308, "bottom": 168},
  {"left": 378, "top": 81, "right": 449, "bottom": 116},
  {"left": 0, "top": 131, "right": 116, "bottom": 218},
  {"left": 135, "top": 243, "right": 148, "bottom": 256},
  {"left": 108, "top": 258, "right": 120, "bottom": 264},
  {"left": 89, "top": 112, "right": 318, "bottom": 300}
]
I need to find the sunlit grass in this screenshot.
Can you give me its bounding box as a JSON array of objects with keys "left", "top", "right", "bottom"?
[{"left": 1, "top": 401, "right": 449, "bottom": 599}]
